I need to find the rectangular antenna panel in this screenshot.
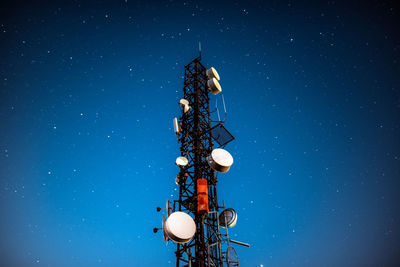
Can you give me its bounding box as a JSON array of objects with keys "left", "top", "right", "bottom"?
[{"left": 210, "top": 123, "right": 234, "bottom": 146}]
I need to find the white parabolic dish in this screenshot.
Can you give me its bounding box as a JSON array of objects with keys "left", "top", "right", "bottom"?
[
  {"left": 179, "top": 99, "right": 189, "bottom": 106},
  {"left": 207, "top": 78, "right": 222, "bottom": 95},
  {"left": 207, "top": 148, "right": 233, "bottom": 172},
  {"left": 206, "top": 67, "right": 220, "bottom": 81},
  {"left": 165, "top": 211, "right": 196, "bottom": 244},
  {"left": 212, "top": 148, "right": 233, "bottom": 167},
  {"left": 175, "top": 156, "right": 188, "bottom": 167}
]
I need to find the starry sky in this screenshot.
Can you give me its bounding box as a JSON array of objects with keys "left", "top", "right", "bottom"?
[{"left": 0, "top": 0, "right": 399, "bottom": 266}]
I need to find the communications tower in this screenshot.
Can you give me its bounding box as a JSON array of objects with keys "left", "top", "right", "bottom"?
[{"left": 154, "top": 48, "right": 248, "bottom": 267}]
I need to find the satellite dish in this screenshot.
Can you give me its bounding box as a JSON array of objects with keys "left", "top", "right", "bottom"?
[
  {"left": 166, "top": 199, "right": 172, "bottom": 217},
  {"left": 162, "top": 215, "right": 168, "bottom": 244},
  {"left": 226, "top": 246, "right": 239, "bottom": 266},
  {"left": 176, "top": 156, "right": 188, "bottom": 167},
  {"left": 179, "top": 99, "right": 191, "bottom": 113},
  {"left": 207, "top": 78, "right": 222, "bottom": 95},
  {"left": 165, "top": 211, "right": 196, "bottom": 244},
  {"left": 207, "top": 148, "right": 233, "bottom": 173},
  {"left": 179, "top": 99, "right": 189, "bottom": 106},
  {"left": 206, "top": 67, "right": 220, "bottom": 81},
  {"left": 219, "top": 208, "right": 238, "bottom": 228}
]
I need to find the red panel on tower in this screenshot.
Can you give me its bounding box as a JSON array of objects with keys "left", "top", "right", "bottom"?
[{"left": 197, "top": 178, "right": 209, "bottom": 214}]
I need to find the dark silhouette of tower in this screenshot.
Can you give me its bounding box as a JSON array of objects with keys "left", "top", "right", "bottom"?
[{"left": 175, "top": 56, "right": 222, "bottom": 267}]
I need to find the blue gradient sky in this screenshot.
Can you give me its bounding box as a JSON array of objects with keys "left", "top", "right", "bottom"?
[{"left": 0, "top": 1, "right": 399, "bottom": 266}]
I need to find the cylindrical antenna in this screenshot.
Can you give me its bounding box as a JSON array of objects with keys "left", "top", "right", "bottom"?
[
  {"left": 229, "top": 239, "right": 251, "bottom": 248},
  {"left": 198, "top": 42, "right": 202, "bottom": 59}
]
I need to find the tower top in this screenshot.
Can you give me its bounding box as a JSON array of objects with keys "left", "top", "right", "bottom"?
[{"left": 198, "top": 42, "right": 202, "bottom": 60}]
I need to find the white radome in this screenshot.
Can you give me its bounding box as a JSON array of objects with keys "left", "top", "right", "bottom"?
[
  {"left": 207, "top": 78, "right": 222, "bottom": 95},
  {"left": 179, "top": 99, "right": 189, "bottom": 106},
  {"left": 165, "top": 211, "right": 196, "bottom": 243},
  {"left": 212, "top": 148, "right": 233, "bottom": 166},
  {"left": 179, "top": 99, "right": 191, "bottom": 113},
  {"left": 175, "top": 156, "right": 188, "bottom": 167},
  {"left": 206, "top": 67, "right": 220, "bottom": 81},
  {"left": 207, "top": 148, "right": 233, "bottom": 173}
]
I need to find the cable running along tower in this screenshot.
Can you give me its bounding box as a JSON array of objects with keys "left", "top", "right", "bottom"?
[{"left": 154, "top": 47, "right": 248, "bottom": 267}]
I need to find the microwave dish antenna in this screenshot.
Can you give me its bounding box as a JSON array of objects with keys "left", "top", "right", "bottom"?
[{"left": 165, "top": 211, "right": 196, "bottom": 244}]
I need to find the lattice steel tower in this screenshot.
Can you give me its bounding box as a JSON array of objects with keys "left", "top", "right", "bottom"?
[
  {"left": 175, "top": 55, "right": 221, "bottom": 267},
  {"left": 155, "top": 50, "right": 247, "bottom": 267}
]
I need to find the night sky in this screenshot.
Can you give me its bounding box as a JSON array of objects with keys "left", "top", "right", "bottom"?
[{"left": 1, "top": 1, "right": 399, "bottom": 266}]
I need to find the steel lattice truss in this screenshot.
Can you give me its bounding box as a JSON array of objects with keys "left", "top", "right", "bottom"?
[{"left": 174, "top": 57, "right": 223, "bottom": 267}]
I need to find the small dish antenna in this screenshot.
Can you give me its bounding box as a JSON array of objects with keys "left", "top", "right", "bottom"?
[
  {"left": 207, "top": 78, "right": 222, "bottom": 95},
  {"left": 176, "top": 156, "right": 188, "bottom": 167},
  {"left": 219, "top": 208, "right": 238, "bottom": 228},
  {"left": 207, "top": 148, "right": 233, "bottom": 173},
  {"left": 206, "top": 67, "right": 220, "bottom": 81},
  {"left": 179, "top": 99, "right": 191, "bottom": 113}
]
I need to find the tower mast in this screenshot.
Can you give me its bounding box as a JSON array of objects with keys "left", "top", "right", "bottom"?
[
  {"left": 155, "top": 50, "right": 245, "bottom": 267},
  {"left": 175, "top": 56, "right": 222, "bottom": 266}
]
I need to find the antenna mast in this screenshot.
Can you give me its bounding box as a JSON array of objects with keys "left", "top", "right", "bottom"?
[
  {"left": 155, "top": 50, "right": 248, "bottom": 267},
  {"left": 198, "top": 42, "right": 202, "bottom": 60}
]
